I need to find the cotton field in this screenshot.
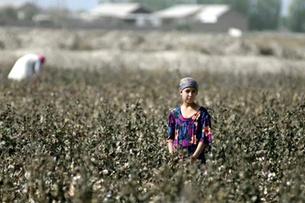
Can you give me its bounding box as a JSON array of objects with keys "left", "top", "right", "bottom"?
[{"left": 0, "top": 28, "right": 305, "bottom": 202}]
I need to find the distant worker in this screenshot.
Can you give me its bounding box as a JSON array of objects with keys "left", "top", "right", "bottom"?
[{"left": 8, "top": 53, "right": 46, "bottom": 81}]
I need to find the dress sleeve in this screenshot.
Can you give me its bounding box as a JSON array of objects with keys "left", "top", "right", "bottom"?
[
  {"left": 167, "top": 111, "right": 175, "bottom": 140},
  {"left": 200, "top": 111, "right": 213, "bottom": 145}
]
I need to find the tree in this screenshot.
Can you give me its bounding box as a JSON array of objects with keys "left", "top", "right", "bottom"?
[
  {"left": 0, "top": 6, "right": 18, "bottom": 21},
  {"left": 288, "top": 0, "right": 305, "bottom": 32},
  {"left": 18, "top": 3, "right": 40, "bottom": 20},
  {"left": 222, "top": 0, "right": 249, "bottom": 15},
  {"left": 248, "top": 0, "right": 281, "bottom": 30}
]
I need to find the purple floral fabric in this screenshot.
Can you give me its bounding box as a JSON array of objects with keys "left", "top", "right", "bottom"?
[{"left": 167, "top": 106, "right": 213, "bottom": 149}]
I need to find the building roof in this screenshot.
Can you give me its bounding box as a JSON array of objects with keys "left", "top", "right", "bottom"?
[
  {"left": 155, "top": 4, "right": 202, "bottom": 18},
  {"left": 155, "top": 4, "right": 231, "bottom": 23},
  {"left": 89, "top": 3, "right": 147, "bottom": 18},
  {"left": 196, "top": 5, "right": 230, "bottom": 23}
]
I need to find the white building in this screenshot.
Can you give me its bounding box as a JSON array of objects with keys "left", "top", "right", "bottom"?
[
  {"left": 155, "top": 4, "right": 248, "bottom": 32},
  {"left": 84, "top": 3, "right": 160, "bottom": 27}
]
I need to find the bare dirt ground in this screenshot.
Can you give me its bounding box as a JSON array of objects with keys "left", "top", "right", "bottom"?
[{"left": 1, "top": 27, "right": 305, "bottom": 75}]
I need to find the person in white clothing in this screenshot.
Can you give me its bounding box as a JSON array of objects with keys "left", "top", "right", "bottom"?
[{"left": 8, "top": 53, "right": 46, "bottom": 81}]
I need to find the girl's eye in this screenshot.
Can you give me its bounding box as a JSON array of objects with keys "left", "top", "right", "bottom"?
[{"left": 185, "top": 89, "right": 196, "bottom": 93}]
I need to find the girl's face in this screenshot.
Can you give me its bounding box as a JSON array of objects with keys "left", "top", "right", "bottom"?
[{"left": 180, "top": 87, "right": 198, "bottom": 104}]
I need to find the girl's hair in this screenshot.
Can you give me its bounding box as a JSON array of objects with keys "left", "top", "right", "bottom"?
[{"left": 179, "top": 77, "right": 198, "bottom": 91}]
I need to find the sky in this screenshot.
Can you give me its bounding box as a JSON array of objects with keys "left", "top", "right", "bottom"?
[
  {"left": 0, "top": 0, "right": 99, "bottom": 11},
  {"left": 281, "top": 0, "right": 292, "bottom": 17},
  {"left": 0, "top": 0, "right": 293, "bottom": 14}
]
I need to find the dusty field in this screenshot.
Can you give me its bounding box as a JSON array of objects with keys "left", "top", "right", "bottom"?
[{"left": 0, "top": 27, "right": 305, "bottom": 75}]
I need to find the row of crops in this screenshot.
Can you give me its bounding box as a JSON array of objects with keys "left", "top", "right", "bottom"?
[{"left": 0, "top": 66, "right": 304, "bottom": 202}]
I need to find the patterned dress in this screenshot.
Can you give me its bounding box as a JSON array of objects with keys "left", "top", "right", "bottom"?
[{"left": 167, "top": 106, "right": 213, "bottom": 162}]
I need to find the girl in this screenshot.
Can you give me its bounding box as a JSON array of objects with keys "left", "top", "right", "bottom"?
[{"left": 167, "top": 77, "right": 213, "bottom": 164}]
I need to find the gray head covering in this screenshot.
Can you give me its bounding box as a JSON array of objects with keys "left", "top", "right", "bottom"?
[{"left": 179, "top": 77, "right": 198, "bottom": 91}]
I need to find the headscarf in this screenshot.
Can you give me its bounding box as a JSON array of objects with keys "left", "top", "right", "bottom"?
[
  {"left": 179, "top": 77, "right": 198, "bottom": 91},
  {"left": 38, "top": 54, "right": 46, "bottom": 64}
]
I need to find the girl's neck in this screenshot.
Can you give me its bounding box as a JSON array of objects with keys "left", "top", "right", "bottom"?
[{"left": 180, "top": 102, "right": 200, "bottom": 118}]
